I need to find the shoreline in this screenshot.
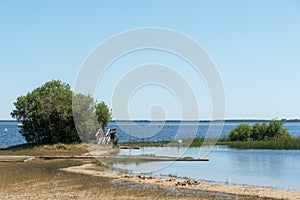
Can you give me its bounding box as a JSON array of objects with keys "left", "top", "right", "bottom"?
[
  {"left": 1, "top": 144, "right": 300, "bottom": 199},
  {"left": 61, "top": 163, "right": 300, "bottom": 200}
]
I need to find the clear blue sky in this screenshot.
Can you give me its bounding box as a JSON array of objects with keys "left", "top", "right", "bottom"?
[{"left": 1, "top": 0, "right": 300, "bottom": 120}]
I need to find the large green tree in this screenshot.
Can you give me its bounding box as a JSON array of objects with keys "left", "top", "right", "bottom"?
[
  {"left": 11, "top": 80, "right": 80, "bottom": 144},
  {"left": 11, "top": 80, "right": 112, "bottom": 144}
]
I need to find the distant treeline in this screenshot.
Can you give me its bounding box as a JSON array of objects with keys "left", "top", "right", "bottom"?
[
  {"left": 111, "top": 119, "right": 300, "bottom": 123},
  {"left": 2, "top": 119, "right": 299, "bottom": 123}
]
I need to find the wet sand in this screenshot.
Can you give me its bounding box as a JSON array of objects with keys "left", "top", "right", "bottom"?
[{"left": 61, "top": 163, "right": 300, "bottom": 200}]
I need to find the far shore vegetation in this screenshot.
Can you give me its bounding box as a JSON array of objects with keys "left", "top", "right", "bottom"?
[
  {"left": 119, "top": 120, "right": 300, "bottom": 150},
  {"left": 119, "top": 137, "right": 300, "bottom": 150}
]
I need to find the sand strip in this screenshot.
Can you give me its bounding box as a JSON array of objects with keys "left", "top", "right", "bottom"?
[{"left": 61, "top": 163, "right": 300, "bottom": 200}]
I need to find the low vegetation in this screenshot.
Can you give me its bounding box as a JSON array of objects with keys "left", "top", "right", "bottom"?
[
  {"left": 228, "top": 120, "right": 290, "bottom": 141},
  {"left": 224, "top": 137, "right": 300, "bottom": 150},
  {"left": 0, "top": 143, "right": 88, "bottom": 156},
  {"left": 120, "top": 136, "right": 300, "bottom": 150},
  {"left": 120, "top": 138, "right": 229, "bottom": 147}
]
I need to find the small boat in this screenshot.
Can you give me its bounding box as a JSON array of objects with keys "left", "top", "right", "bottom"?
[{"left": 18, "top": 123, "right": 23, "bottom": 127}]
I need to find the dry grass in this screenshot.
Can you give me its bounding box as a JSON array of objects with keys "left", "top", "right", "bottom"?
[{"left": 0, "top": 143, "right": 88, "bottom": 156}]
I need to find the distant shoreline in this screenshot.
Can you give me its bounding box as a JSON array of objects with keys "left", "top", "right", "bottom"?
[
  {"left": 111, "top": 119, "right": 300, "bottom": 123},
  {"left": 0, "top": 120, "right": 18, "bottom": 122},
  {"left": 2, "top": 119, "right": 300, "bottom": 123}
]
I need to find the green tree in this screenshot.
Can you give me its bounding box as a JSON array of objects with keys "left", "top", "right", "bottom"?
[
  {"left": 95, "top": 101, "right": 112, "bottom": 131},
  {"left": 229, "top": 124, "right": 252, "bottom": 141},
  {"left": 11, "top": 80, "right": 113, "bottom": 145},
  {"left": 72, "top": 94, "right": 99, "bottom": 143},
  {"left": 11, "top": 80, "right": 80, "bottom": 144}
]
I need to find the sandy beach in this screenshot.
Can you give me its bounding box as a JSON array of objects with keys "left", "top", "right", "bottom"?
[
  {"left": 62, "top": 163, "right": 300, "bottom": 200},
  {"left": 0, "top": 159, "right": 216, "bottom": 200}
]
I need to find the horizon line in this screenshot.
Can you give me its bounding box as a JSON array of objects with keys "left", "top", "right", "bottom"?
[{"left": 1, "top": 118, "right": 299, "bottom": 122}]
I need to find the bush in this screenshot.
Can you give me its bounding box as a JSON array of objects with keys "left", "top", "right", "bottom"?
[
  {"left": 229, "top": 124, "right": 252, "bottom": 141},
  {"left": 266, "top": 120, "right": 290, "bottom": 139},
  {"left": 251, "top": 122, "right": 267, "bottom": 140},
  {"left": 228, "top": 120, "right": 291, "bottom": 142}
]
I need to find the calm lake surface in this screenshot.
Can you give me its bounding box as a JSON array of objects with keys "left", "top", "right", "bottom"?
[
  {"left": 0, "top": 121, "right": 26, "bottom": 148},
  {"left": 116, "top": 146, "right": 300, "bottom": 192},
  {"left": 1, "top": 120, "right": 300, "bottom": 191},
  {"left": 2, "top": 120, "right": 300, "bottom": 147},
  {"left": 107, "top": 120, "right": 300, "bottom": 143}
]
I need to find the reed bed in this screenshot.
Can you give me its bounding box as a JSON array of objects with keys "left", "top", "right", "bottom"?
[
  {"left": 225, "top": 138, "right": 300, "bottom": 149},
  {"left": 120, "top": 137, "right": 300, "bottom": 150}
]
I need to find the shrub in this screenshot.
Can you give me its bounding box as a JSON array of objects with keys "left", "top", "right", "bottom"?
[
  {"left": 228, "top": 120, "right": 291, "bottom": 142},
  {"left": 229, "top": 124, "right": 252, "bottom": 141},
  {"left": 251, "top": 122, "right": 268, "bottom": 140},
  {"left": 266, "top": 120, "right": 290, "bottom": 139}
]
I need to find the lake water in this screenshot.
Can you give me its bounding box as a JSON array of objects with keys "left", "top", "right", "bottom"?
[
  {"left": 107, "top": 121, "right": 300, "bottom": 143},
  {"left": 2, "top": 120, "right": 299, "bottom": 147},
  {"left": 116, "top": 146, "right": 300, "bottom": 192},
  {"left": 0, "top": 121, "right": 26, "bottom": 148}
]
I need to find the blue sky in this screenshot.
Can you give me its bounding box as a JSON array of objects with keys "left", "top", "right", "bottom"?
[{"left": 1, "top": 0, "right": 300, "bottom": 120}]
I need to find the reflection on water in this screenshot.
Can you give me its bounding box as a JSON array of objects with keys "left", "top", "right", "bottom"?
[{"left": 115, "top": 146, "right": 300, "bottom": 191}]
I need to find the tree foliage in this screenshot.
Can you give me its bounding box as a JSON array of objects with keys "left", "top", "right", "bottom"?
[
  {"left": 266, "top": 120, "right": 290, "bottom": 139},
  {"left": 11, "top": 80, "right": 79, "bottom": 144},
  {"left": 229, "top": 120, "right": 291, "bottom": 142},
  {"left": 229, "top": 124, "right": 252, "bottom": 141},
  {"left": 95, "top": 101, "right": 112, "bottom": 130},
  {"left": 72, "top": 94, "right": 99, "bottom": 143},
  {"left": 11, "top": 80, "right": 112, "bottom": 144},
  {"left": 251, "top": 122, "right": 268, "bottom": 140}
]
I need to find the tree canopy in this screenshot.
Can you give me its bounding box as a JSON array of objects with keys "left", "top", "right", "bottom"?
[
  {"left": 11, "top": 80, "right": 112, "bottom": 144},
  {"left": 96, "top": 101, "right": 112, "bottom": 130}
]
